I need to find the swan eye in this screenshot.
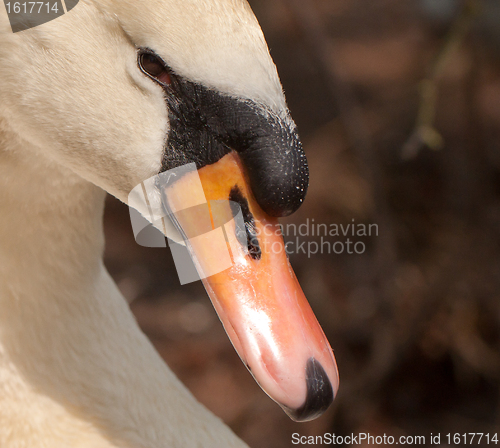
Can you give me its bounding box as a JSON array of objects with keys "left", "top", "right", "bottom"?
[{"left": 138, "top": 52, "right": 172, "bottom": 86}]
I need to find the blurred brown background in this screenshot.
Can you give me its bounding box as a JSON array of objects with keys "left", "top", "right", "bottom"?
[{"left": 104, "top": 0, "right": 500, "bottom": 446}]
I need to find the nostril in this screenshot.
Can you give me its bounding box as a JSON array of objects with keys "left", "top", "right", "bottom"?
[
  {"left": 284, "top": 358, "right": 334, "bottom": 422},
  {"left": 229, "top": 185, "right": 261, "bottom": 260}
]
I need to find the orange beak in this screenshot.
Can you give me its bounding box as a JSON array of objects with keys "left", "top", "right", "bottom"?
[{"left": 161, "top": 152, "right": 339, "bottom": 421}]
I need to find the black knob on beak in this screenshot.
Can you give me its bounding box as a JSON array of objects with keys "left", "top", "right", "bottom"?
[{"left": 238, "top": 120, "right": 309, "bottom": 217}]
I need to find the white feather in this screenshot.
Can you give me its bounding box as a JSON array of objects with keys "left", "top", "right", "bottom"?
[{"left": 0, "top": 0, "right": 288, "bottom": 445}]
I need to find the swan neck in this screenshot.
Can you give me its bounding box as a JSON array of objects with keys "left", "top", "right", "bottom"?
[
  {"left": 0, "top": 122, "right": 248, "bottom": 448},
  {"left": 0, "top": 125, "right": 106, "bottom": 286}
]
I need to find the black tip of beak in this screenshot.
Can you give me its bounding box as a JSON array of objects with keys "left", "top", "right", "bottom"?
[{"left": 284, "top": 358, "right": 334, "bottom": 422}]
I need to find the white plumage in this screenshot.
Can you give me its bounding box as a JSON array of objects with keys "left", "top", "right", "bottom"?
[{"left": 0, "top": 0, "right": 290, "bottom": 445}]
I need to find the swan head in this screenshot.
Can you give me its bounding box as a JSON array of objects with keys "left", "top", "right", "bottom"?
[{"left": 0, "top": 0, "right": 338, "bottom": 421}]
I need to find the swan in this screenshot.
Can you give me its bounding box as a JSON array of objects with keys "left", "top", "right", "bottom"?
[{"left": 0, "top": 1, "right": 339, "bottom": 446}]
